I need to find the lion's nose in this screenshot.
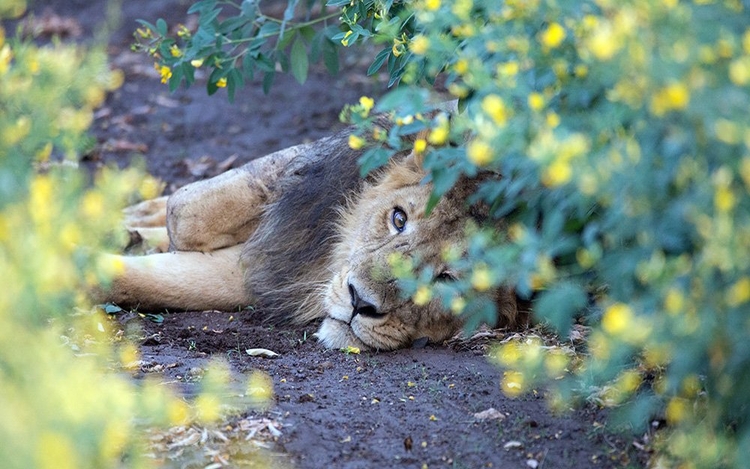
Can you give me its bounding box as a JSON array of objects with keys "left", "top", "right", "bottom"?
[{"left": 348, "top": 282, "right": 384, "bottom": 319}]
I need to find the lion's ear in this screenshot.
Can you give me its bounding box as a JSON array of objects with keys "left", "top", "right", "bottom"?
[{"left": 403, "top": 129, "right": 430, "bottom": 172}]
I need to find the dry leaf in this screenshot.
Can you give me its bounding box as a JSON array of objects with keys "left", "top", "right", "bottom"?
[
  {"left": 246, "top": 348, "right": 279, "bottom": 358},
  {"left": 473, "top": 408, "right": 506, "bottom": 421},
  {"left": 503, "top": 441, "right": 523, "bottom": 450}
]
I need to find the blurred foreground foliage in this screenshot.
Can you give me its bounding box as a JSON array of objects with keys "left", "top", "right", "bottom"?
[
  {"left": 0, "top": 2, "right": 271, "bottom": 467},
  {"left": 344, "top": 1, "right": 750, "bottom": 467},
  {"left": 149, "top": 0, "right": 750, "bottom": 467}
]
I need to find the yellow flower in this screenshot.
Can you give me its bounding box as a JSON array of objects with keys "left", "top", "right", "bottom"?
[
  {"left": 428, "top": 115, "right": 450, "bottom": 145},
  {"left": 715, "top": 119, "right": 741, "bottom": 144},
  {"left": 82, "top": 191, "right": 105, "bottom": 219},
  {"left": 542, "top": 159, "right": 572, "bottom": 187},
  {"left": 615, "top": 369, "right": 642, "bottom": 394},
  {"left": 0, "top": 43, "right": 11, "bottom": 75},
  {"left": 247, "top": 370, "right": 274, "bottom": 406},
  {"left": 586, "top": 24, "right": 620, "bottom": 61},
  {"left": 155, "top": 63, "right": 172, "bottom": 84},
  {"left": 355, "top": 96, "right": 375, "bottom": 117},
  {"left": 448, "top": 83, "right": 469, "bottom": 98},
  {"left": 501, "top": 370, "right": 525, "bottom": 397},
  {"left": 546, "top": 111, "right": 560, "bottom": 128},
  {"left": 729, "top": 57, "right": 750, "bottom": 86},
  {"left": 425, "top": 0, "right": 441, "bottom": 10},
  {"left": 190, "top": 58, "right": 204, "bottom": 68},
  {"left": 108, "top": 68, "right": 125, "bottom": 90},
  {"left": 169, "top": 44, "right": 182, "bottom": 57},
  {"left": 341, "top": 30, "right": 353, "bottom": 46},
  {"left": 714, "top": 186, "right": 735, "bottom": 212},
  {"left": 3, "top": 116, "right": 31, "bottom": 146},
  {"left": 167, "top": 399, "right": 190, "bottom": 425},
  {"left": 413, "top": 285, "right": 433, "bottom": 306},
  {"left": 481, "top": 94, "right": 509, "bottom": 126},
  {"left": 727, "top": 277, "right": 750, "bottom": 306},
  {"left": 450, "top": 296, "right": 466, "bottom": 314},
  {"left": 601, "top": 303, "right": 634, "bottom": 335},
  {"left": 177, "top": 24, "right": 191, "bottom": 38},
  {"left": 664, "top": 288, "right": 685, "bottom": 315},
  {"left": 544, "top": 350, "right": 569, "bottom": 377},
  {"left": 37, "top": 433, "right": 78, "bottom": 469},
  {"left": 410, "top": 35, "right": 430, "bottom": 55},
  {"left": 493, "top": 341, "right": 522, "bottom": 366},
  {"left": 528, "top": 92, "right": 545, "bottom": 111},
  {"left": 540, "top": 22, "right": 566, "bottom": 49},
  {"left": 453, "top": 58, "right": 469, "bottom": 75},
  {"left": 471, "top": 265, "right": 492, "bottom": 291},
  {"left": 497, "top": 61, "right": 519, "bottom": 77},
  {"left": 467, "top": 139, "right": 493, "bottom": 166},
  {"left": 216, "top": 77, "right": 227, "bottom": 88},
  {"left": 413, "top": 138, "right": 427, "bottom": 154},
  {"left": 196, "top": 394, "right": 221, "bottom": 423},
  {"left": 395, "top": 115, "right": 414, "bottom": 126},
  {"left": 392, "top": 39, "right": 405, "bottom": 57},
  {"left": 665, "top": 398, "right": 689, "bottom": 424},
  {"left": 451, "top": 23, "right": 475, "bottom": 38},
  {"left": 139, "top": 176, "right": 163, "bottom": 200},
  {"left": 650, "top": 82, "right": 690, "bottom": 116},
  {"left": 136, "top": 27, "right": 152, "bottom": 39},
  {"left": 348, "top": 134, "right": 366, "bottom": 150}
]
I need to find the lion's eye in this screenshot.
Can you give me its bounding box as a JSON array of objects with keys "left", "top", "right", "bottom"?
[
  {"left": 435, "top": 271, "right": 457, "bottom": 282},
  {"left": 391, "top": 208, "right": 407, "bottom": 233}
]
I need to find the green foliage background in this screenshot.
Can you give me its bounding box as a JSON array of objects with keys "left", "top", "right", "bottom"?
[
  {"left": 0, "top": 2, "right": 266, "bottom": 467},
  {"left": 145, "top": 0, "right": 750, "bottom": 467}
]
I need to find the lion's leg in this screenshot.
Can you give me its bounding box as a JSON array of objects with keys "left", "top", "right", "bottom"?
[
  {"left": 125, "top": 227, "right": 170, "bottom": 253},
  {"left": 120, "top": 197, "right": 170, "bottom": 253},
  {"left": 123, "top": 196, "right": 168, "bottom": 228},
  {"left": 166, "top": 144, "right": 306, "bottom": 252},
  {"left": 102, "top": 244, "right": 250, "bottom": 312}
]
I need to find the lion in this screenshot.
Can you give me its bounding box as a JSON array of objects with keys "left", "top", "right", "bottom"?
[{"left": 102, "top": 120, "right": 523, "bottom": 351}]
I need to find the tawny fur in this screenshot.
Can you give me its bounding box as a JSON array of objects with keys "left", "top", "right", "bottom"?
[{"left": 103, "top": 124, "right": 522, "bottom": 351}]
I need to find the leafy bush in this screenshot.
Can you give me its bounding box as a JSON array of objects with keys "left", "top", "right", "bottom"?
[
  {"left": 0, "top": 3, "right": 269, "bottom": 467},
  {"left": 134, "top": 0, "right": 341, "bottom": 99},
  {"left": 148, "top": 0, "right": 750, "bottom": 467}
]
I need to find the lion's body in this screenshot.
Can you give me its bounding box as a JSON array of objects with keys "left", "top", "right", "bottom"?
[{"left": 105, "top": 126, "right": 522, "bottom": 351}]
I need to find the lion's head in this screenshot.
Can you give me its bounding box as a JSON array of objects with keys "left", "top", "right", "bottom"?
[{"left": 316, "top": 154, "right": 519, "bottom": 351}]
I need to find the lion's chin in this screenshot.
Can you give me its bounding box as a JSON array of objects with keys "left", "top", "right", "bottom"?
[{"left": 315, "top": 317, "right": 369, "bottom": 350}]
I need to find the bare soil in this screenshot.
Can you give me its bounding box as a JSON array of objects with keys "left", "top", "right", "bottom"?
[{"left": 20, "top": 1, "right": 647, "bottom": 467}]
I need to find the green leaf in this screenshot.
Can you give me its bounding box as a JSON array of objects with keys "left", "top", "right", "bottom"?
[
  {"left": 367, "top": 48, "right": 390, "bottom": 76},
  {"left": 290, "top": 38, "right": 309, "bottom": 84},
  {"left": 141, "top": 313, "right": 164, "bottom": 324},
  {"left": 188, "top": 0, "right": 216, "bottom": 14},
  {"left": 358, "top": 147, "right": 392, "bottom": 176},
  {"left": 103, "top": 303, "right": 123, "bottom": 315},
  {"left": 299, "top": 25, "right": 316, "bottom": 42},
  {"left": 169, "top": 64, "right": 184, "bottom": 92},
  {"left": 218, "top": 15, "right": 248, "bottom": 34},
  {"left": 534, "top": 283, "right": 588, "bottom": 337},
  {"left": 262, "top": 71, "right": 276, "bottom": 94},
  {"left": 156, "top": 18, "right": 168, "bottom": 36},
  {"left": 240, "top": 0, "right": 257, "bottom": 17},
  {"left": 199, "top": 8, "right": 222, "bottom": 27},
  {"left": 227, "top": 68, "right": 243, "bottom": 102},
  {"left": 322, "top": 39, "right": 339, "bottom": 75}
]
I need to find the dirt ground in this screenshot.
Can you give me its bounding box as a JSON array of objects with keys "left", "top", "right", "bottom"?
[{"left": 20, "top": 1, "right": 647, "bottom": 467}]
